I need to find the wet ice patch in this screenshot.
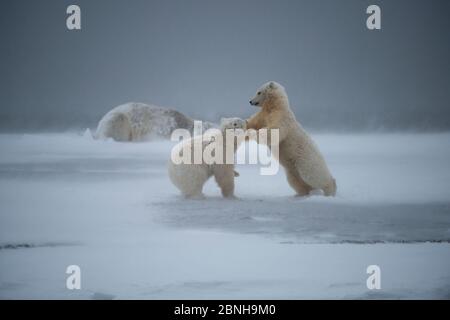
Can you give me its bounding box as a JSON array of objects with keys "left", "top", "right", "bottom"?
[
  {"left": 155, "top": 199, "right": 450, "bottom": 244},
  {"left": 0, "top": 242, "right": 82, "bottom": 250}
]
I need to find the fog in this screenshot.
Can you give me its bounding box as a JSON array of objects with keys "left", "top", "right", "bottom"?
[{"left": 1, "top": 0, "right": 449, "bottom": 132}]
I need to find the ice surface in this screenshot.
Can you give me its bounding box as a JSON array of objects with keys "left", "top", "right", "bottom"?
[{"left": 0, "top": 132, "right": 449, "bottom": 299}]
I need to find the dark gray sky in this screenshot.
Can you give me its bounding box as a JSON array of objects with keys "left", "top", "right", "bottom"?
[{"left": 1, "top": 0, "right": 449, "bottom": 131}]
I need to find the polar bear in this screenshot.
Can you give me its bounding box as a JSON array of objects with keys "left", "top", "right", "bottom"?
[
  {"left": 247, "top": 81, "right": 336, "bottom": 196},
  {"left": 95, "top": 102, "right": 216, "bottom": 141},
  {"left": 168, "top": 118, "right": 246, "bottom": 199}
]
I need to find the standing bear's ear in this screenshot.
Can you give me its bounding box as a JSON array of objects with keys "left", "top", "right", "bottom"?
[{"left": 268, "top": 81, "right": 275, "bottom": 89}]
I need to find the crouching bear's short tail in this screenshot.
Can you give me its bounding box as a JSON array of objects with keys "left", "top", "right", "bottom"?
[{"left": 323, "top": 178, "right": 337, "bottom": 197}]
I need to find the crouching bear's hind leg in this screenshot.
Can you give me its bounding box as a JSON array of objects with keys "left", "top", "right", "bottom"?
[
  {"left": 184, "top": 191, "right": 205, "bottom": 199},
  {"left": 213, "top": 165, "right": 235, "bottom": 199},
  {"left": 181, "top": 179, "right": 206, "bottom": 199}
]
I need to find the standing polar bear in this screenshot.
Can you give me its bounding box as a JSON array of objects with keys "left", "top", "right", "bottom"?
[
  {"left": 168, "top": 118, "right": 247, "bottom": 199},
  {"left": 247, "top": 81, "right": 336, "bottom": 196}
]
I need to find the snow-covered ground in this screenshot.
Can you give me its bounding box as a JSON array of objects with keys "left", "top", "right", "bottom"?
[{"left": 0, "top": 132, "right": 449, "bottom": 299}]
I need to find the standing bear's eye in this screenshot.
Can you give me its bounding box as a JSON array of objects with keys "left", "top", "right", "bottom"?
[
  {"left": 233, "top": 123, "right": 237, "bottom": 127},
  {"left": 257, "top": 92, "right": 261, "bottom": 95}
]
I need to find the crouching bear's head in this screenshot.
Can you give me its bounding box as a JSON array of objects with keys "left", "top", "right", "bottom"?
[
  {"left": 218, "top": 118, "right": 247, "bottom": 152},
  {"left": 249, "top": 81, "right": 286, "bottom": 107},
  {"left": 220, "top": 117, "right": 247, "bottom": 131}
]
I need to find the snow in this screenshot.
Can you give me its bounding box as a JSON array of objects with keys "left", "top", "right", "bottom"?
[{"left": 0, "top": 132, "right": 449, "bottom": 299}]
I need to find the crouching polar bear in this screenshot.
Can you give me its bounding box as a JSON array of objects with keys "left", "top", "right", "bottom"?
[
  {"left": 168, "top": 118, "right": 247, "bottom": 199},
  {"left": 95, "top": 102, "right": 215, "bottom": 141},
  {"left": 247, "top": 81, "right": 336, "bottom": 196}
]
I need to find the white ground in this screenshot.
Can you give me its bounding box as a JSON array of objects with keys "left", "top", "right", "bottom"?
[{"left": 0, "top": 132, "right": 449, "bottom": 299}]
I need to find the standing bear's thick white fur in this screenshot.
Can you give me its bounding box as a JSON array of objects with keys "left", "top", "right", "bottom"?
[
  {"left": 247, "top": 81, "right": 336, "bottom": 196},
  {"left": 168, "top": 118, "right": 246, "bottom": 199}
]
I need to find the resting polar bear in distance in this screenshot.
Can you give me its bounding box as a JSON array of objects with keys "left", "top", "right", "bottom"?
[
  {"left": 95, "top": 102, "right": 215, "bottom": 141},
  {"left": 247, "top": 81, "right": 336, "bottom": 196}
]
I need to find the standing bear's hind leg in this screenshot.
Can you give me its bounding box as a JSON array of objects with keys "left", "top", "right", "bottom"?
[
  {"left": 285, "top": 167, "right": 312, "bottom": 196},
  {"left": 322, "top": 178, "right": 337, "bottom": 197}
]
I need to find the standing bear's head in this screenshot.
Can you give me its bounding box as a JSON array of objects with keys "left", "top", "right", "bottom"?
[{"left": 249, "top": 81, "right": 287, "bottom": 107}]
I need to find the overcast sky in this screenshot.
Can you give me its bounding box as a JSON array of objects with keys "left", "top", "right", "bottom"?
[{"left": 1, "top": 0, "right": 449, "bottom": 131}]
